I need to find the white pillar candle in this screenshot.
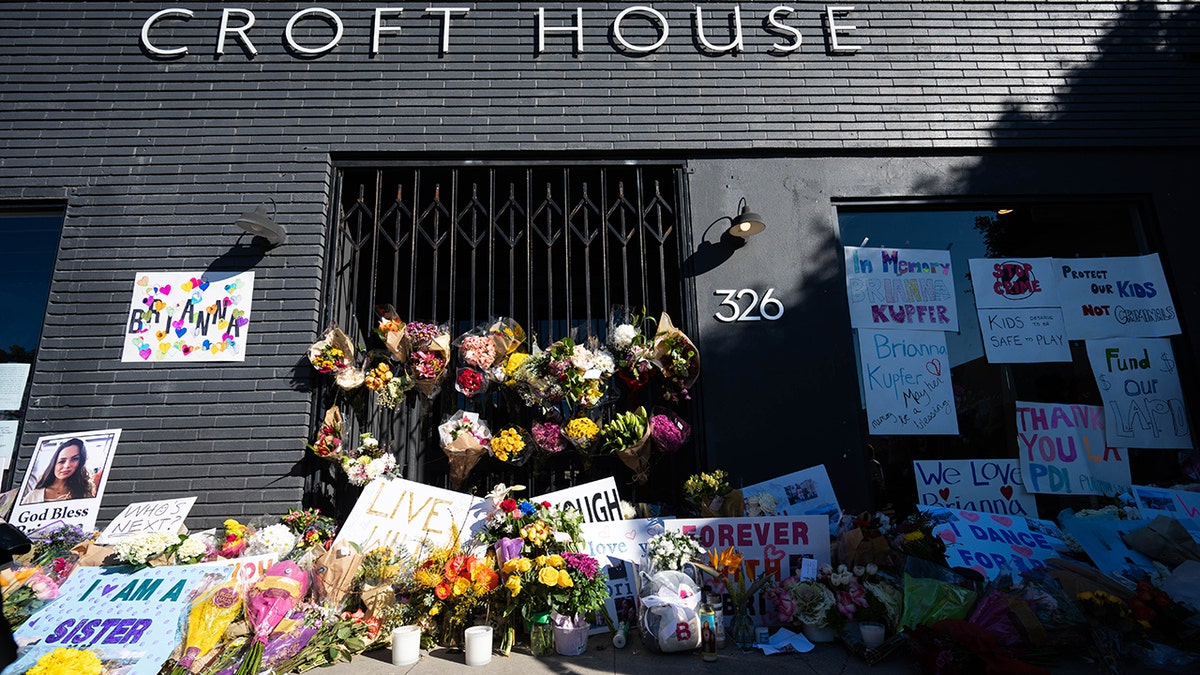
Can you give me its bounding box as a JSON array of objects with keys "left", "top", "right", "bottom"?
[
  {"left": 392, "top": 625, "right": 421, "bottom": 666},
  {"left": 464, "top": 625, "right": 493, "bottom": 667}
]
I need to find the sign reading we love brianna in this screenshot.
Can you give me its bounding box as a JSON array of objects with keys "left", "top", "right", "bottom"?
[
  {"left": 121, "top": 271, "right": 254, "bottom": 362},
  {"left": 913, "top": 459, "right": 1037, "bottom": 516},
  {"left": 922, "top": 505, "right": 1064, "bottom": 580}
]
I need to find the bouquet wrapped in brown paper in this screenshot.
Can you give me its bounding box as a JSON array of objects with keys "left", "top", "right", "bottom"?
[
  {"left": 312, "top": 545, "right": 362, "bottom": 611},
  {"left": 374, "top": 304, "right": 409, "bottom": 362},
  {"left": 407, "top": 321, "right": 452, "bottom": 399},
  {"left": 652, "top": 312, "right": 700, "bottom": 404},
  {"left": 488, "top": 316, "right": 526, "bottom": 361},
  {"left": 437, "top": 410, "right": 492, "bottom": 489},
  {"left": 602, "top": 406, "right": 652, "bottom": 484}
]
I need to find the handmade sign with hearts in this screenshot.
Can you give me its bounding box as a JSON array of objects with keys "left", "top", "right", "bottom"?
[
  {"left": 121, "top": 271, "right": 255, "bottom": 363},
  {"left": 919, "top": 505, "right": 1066, "bottom": 581},
  {"left": 913, "top": 459, "right": 1037, "bottom": 516}
]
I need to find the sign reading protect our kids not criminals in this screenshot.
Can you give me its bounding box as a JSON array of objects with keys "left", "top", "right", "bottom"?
[
  {"left": 1054, "top": 254, "right": 1179, "bottom": 339},
  {"left": 1015, "top": 401, "right": 1130, "bottom": 497},
  {"left": 844, "top": 246, "right": 959, "bottom": 332}
]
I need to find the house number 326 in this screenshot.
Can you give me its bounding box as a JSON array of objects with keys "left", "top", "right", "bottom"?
[{"left": 713, "top": 289, "right": 785, "bottom": 322}]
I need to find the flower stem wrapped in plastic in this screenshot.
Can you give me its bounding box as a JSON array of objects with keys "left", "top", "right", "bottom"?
[
  {"left": 491, "top": 426, "right": 533, "bottom": 466},
  {"left": 437, "top": 410, "right": 492, "bottom": 489},
  {"left": 407, "top": 321, "right": 452, "bottom": 398},
  {"left": 651, "top": 312, "right": 700, "bottom": 404},
  {"left": 602, "top": 406, "right": 652, "bottom": 483},
  {"left": 233, "top": 561, "right": 310, "bottom": 675},
  {"left": 563, "top": 415, "right": 601, "bottom": 462},
  {"left": 649, "top": 408, "right": 691, "bottom": 454},
  {"left": 308, "top": 325, "right": 366, "bottom": 390},
  {"left": 169, "top": 580, "right": 243, "bottom": 675}
]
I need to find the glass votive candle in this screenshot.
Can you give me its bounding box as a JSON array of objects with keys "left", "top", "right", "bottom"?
[
  {"left": 464, "top": 625, "right": 494, "bottom": 667},
  {"left": 392, "top": 625, "right": 421, "bottom": 666},
  {"left": 859, "top": 623, "right": 886, "bottom": 650}
]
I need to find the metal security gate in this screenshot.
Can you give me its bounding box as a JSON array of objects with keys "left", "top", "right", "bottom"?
[{"left": 312, "top": 162, "right": 697, "bottom": 511}]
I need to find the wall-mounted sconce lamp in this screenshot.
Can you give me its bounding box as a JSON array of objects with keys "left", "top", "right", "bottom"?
[
  {"left": 234, "top": 199, "right": 286, "bottom": 247},
  {"left": 727, "top": 197, "right": 766, "bottom": 240}
]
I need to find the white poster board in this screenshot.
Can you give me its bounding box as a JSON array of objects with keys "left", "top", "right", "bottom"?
[
  {"left": 1015, "top": 402, "right": 1129, "bottom": 496},
  {"left": 968, "top": 258, "right": 1059, "bottom": 309},
  {"left": 1131, "top": 484, "right": 1200, "bottom": 522},
  {"left": 97, "top": 497, "right": 198, "bottom": 545},
  {"left": 976, "top": 308, "right": 1071, "bottom": 363},
  {"left": 332, "top": 477, "right": 487, "bottom": 553},
  {"left": 0, "top": 363, "right": 31, "bottom": 410},
  {"left": 859, "top": 329, "right": 959, "bottom": 435},
  {"left": 740, "top": 466, "right": 842, "bottom": 530},
  {"left": 1054, "top": 254, "right": 1180, "bottom": 339},
  {"left": 579, "top": 517, "right": 666, "bottom": 566},
  {"left": 844, "top": 246, "right": 958, "bottom": 331},
  {"left": 536, "top": 477, "right": 623, "bottom": 525},
  {"left": 923, "top": 505, "right": 1064, "bottom": 580},
  {"left": 0, "top": 421, "right": 17, "bottom": 474},
  {"left": 1085, "top": 338, "right": 1192, "bottom": 449},
  {"left": 11, "top": 429, "right": 120, "bottom": 534},
  {"left": 913, "top": 458, "right": 1037, "bottom": 517},
  {"left": 121, "top": 271, "right": 254, "bottom": 362}
]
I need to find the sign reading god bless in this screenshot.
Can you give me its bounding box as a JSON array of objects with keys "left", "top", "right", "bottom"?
[{"left": 11, "top": 429, "right": 120, "bottom": 535}]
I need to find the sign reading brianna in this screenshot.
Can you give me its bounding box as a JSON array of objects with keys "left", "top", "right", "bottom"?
[
  {"left": 844, "top": 246, "right": 958, "bottom": 332},
  {"left": 121, "top": 271, "right": 254, "bottom": 362}
]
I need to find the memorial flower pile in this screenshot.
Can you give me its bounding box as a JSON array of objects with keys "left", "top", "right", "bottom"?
[{"left": 282, "top": 507, "right": 339, "bottom": 553}]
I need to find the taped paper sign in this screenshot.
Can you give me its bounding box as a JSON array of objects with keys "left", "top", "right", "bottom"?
[
  {"left": 1131, "top": 484, "right": 1200, "bottom": 522},
  {"left": 913, "top": 459, "right": 1037, "bottom": 516},
  {"left": 98, "top": 497, "right": 197, "bottom": 545},
  {"left": 1086, "top": 338, "right": 1192, "bottom": 449},
  {"left": 9, "top": 564, "right": 231, "bottom": 675},
  {"left": 859, "top": 329, "right": 959, "bottom": 435},
  {"left": 333, "top": 477, "right": 487, "bottom": 553},
  {"left": 536, "top": 477, "right": 623, "bottom": 524},
  {"left": 844, "top": 246, "right": 958, "bottom": 332},
  {"left": 1015, "top": 402, "right": 1129, "bottom": 496},
  {"left": 1054, "top": 254, "right": 1180, "bottom": 339},
  {"left": 122, "top": 271, "right": 254, "bottom": 362},
  {"left": 976, "top": 308, "right": 1071, "bottom": 363},
  {"left": 741, "top": 466, "right": 841, "bottom": 530},
  {"left": 968, "top": 257, "right": 1059, "bottom": 309},
  {"left": 12, "top": 429, "right": 120, "bottom": 535},
  {"left": 922, "top": 505, "right": 1064, "bottom": 580}
]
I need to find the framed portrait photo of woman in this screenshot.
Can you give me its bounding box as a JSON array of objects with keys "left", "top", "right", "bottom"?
[{"left": 11, "top": 429, "right": 120, "bottom": 534}]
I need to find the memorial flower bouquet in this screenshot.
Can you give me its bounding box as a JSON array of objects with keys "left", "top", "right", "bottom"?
[
  {"left": 531, "top": 420, "right": 565, "bottom": 454},
  {"left": 1, "top": 564, "right": 62, "bottom": 628},
  {"left": 490, "top": 426, "right": 532, "bottom": 466},
  {"left": 649, "top": 408, "right": 690, "bottom": 454},
  {"left": 282, "top": 507, "right": 339, "bottom": 553},
  {"left": 683, "top": 469, "right": 731, "bottom": 513},
  {"left": 454, "top": 367, "right": 488, "bottom": 397},
  {"left": 27, "top": 522, "right": 93, "bottom": 566},
  {"left": 563, "top": 415, "right": 601, "bottom": 453},
  {"left": 646, "top": 530, "right": 706, "bottom": 574},
  {"left": 458, "top": 332, "right": 499, "bottom": 371},
  {"left": 308, "top": 325, "right": 354, "bottom": 374},
  {"left": 246, "top": 523, "right": 298, "bottom": 559},
  {"left": 340, "top": 433, "right": 402, "bottom": 486},
  {"left": 499, "top": 551, "right": 608, "bottom": 624},
  {"left": 893, "top": 511, "right": 949, "bottom": 566},
  {"left": 818, "top": 563, "right": 902, "bottom": 632},
  {"left": 651, "top": 312, "right": 699, "bottom": 404},
  {"left": 602, "top": 406, "right": 652, "bottom": 483},
  {"left": 695, "top": 547, "right": 772, "bottom": 612},
  {"left": 477, "top": 484, "right": 583, "bottom": 558},
  {"left": 306, "top": 406, "right": 343, "bottom": 460},
  {"left": 112, "top": 531, "right": 188, "bottom": 567},
  {"left": 407, "top": 321, "right": 452, "bottom": 398},
  {"left": 26, "top": 647, "right": 103, "bottom": 675},
  {"left": 607, "top": 306, "right": 655, "bottom": 395},
  {"left": 374, "top": 304, "right": 409, "bottom": 361},
  {"left": 768, "top": 576, "right": 836, "bottom": 628},
  {"left": 437, "top": 410, "right": 492, "bottom": 489},
  {"left": 394, "top": 531, "right": 500, "bottom": 646}
]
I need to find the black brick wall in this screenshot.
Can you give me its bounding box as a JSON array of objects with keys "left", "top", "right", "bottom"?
[{"left": 1, "top": 2, "right": 1197, "bottom": 524}]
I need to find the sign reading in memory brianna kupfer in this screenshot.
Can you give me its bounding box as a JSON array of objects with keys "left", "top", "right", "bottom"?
[
  {"left": 8, "top": 564, "right": 230, "bottom": 675},
  {"left": 1054, "top": 254, "right": 1180, "bottom": 339},
  {"left": 844, "top": 246, "right": 958, "bottom": 332},
  {"left": 968, "top": 258, "right": 1059, "bottom": 309},
  {"left": 913, "top": 459, "right": 1037, "bottom": 516},
  {"left": 921, "top": 505, "right": 1065, "bottom": 580},
  {"left": 11, "top": 429, "right": 120, "bottom": 535},
  {"left": 858, "top": 329, "right": 959, "bottom": 435},
  {"left": 1085, "top": 338, "right": 1192, "bottom": 449},
  {"left": 98, "top": 497, "right": 198, "bottom": 545},
  {"left": 740, "top": 465, "right": 841, "bottom": 530},
  {"left": 121, "top": 271, "right": 254, "bottom": 362},
  {"left": 1015, "top": 401, "right": 1130, "bottom": 497},
  {"left": 536, "top": 477, "right": 623, "bottom": 524},
  {"left": 332, "top": 477, "right": 487, "bottom": 554}
]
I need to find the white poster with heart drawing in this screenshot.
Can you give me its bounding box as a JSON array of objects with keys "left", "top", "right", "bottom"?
[
  {"left": 858, "top": 328, "right": 959, "bottom": 435},
  {"left": 913, "top": 459, "right": 1037, "bottom": 517},
  {"left": 121, "top": 271, "right": 254, "bottom": 362},
  {"left": 920, "top": 505, "right": 1066, "bottom": 580}
]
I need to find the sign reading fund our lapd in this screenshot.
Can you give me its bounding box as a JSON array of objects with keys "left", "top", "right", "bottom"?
[
  {"left": 859, "top": 329, "right": 958, "bottom": 435},
  {"left": 1054, "top": 254, "right": 1179, "bottom": 339},
  {"left": 1086, "top": 338, "right": 1192, "bottom": 449},
  {"left": 844, "top": 247, "right": 958, "bottom": 332}
]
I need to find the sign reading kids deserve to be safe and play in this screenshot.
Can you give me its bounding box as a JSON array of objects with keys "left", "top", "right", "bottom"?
[
  {"left": 858, "top": 329, "right": 959, "bottom": 435},
  {"left": 968, "top": 257, "right": 1070, "bottom": 363},
  {"left": 1086, "top": 338, "right": 1192, "bottom": 449},
  {"left": 8, "top": 564, "right": 228, "bottom": 675},
  {"left": 844, "top": 246, "right": 958, "bottom": 332},
  {"left": 913, "top": 459, "right": 1037, "bottom": 516},
  {"left": 1015, "top": 401, "right": 1130, "bottom": 497},
  {"left": 122, "top": 271, "right": 254, "bottom": 362},
  {"left": 1054, "top": 254, "right": 1179, "bottom": 339}
]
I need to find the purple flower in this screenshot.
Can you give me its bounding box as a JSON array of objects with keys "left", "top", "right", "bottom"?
[
  {"left": 650, "top": 413, "right": 690, "bottom": 453},
  {"left": 532, "top": 422, "right": 565, "bottom": 453},
  {"left": 495, "top": 537, "right": 524, "bottom": 567},
  {"left": 562, "top": 552, "right": 599, "bottom": 580}
]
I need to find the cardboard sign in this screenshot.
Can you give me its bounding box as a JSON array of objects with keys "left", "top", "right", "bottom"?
[
  {"left": 121, "top": 271, "right": 255, "bottom": 362},
  {"left": 976, "top": 308, "right": 1071, "bottom": 363},
  {"left": 98, "top": 497, "right": 197, "bottom": 545},
  {"left": 536, "top": 477, "right": 623, "bottom": 525},
  {"left": 333, "top": 477, "right": 487, "bottom": 553},
  {"left": 1054, "top": 254, "right": 1180, "bottom": 339},
  {"left": 1086, "top": 338, "right": 1192, "bottom": 449},
  {"left": 844, "top": 246, "right": 958, "bottom": 332},
  {"left": 12, "top": 429, "right": 120, "bottom": 535},
  {"left": 969, "top": 257, "right": 1059, "bottom": 309},
  {"left": 579, "top": 517, "right": 666, "bottom": 566},
  {"left": 9, "top": 564, "right": 231, "bottom": 675},
  {"left": 913, "top": 459, "right": 1037, "bottom": 516},
  {"left": 1015, "top": 402, "right": 1129, "bottom": 496},
  {"left": 923, "top": 505, "right": 1063, "bottom": 580},
  {"left": 666, "top": 515, "right": 831, "bottom": 582},
  {"left": 741, "top": 466, "right": 842, "bottom": 530},
  {"left": 859, "top": 329, "right": 959, "bottom": 435}
]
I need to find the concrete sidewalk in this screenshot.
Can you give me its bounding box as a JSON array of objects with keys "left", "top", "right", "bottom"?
[{"left": 316, "top": 632, "right": 1095, "bottom": 675}]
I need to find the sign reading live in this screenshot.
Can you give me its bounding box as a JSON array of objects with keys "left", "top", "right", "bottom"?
[
  {"left": 1015, "top": 401, "right": 1129, "bottom": 496},
  {"left": 922, "top": 505, "right": 1065, "bottom": 580},
  {"left": 844, "top": 246, "right": 958, "bottom": 332},
  {"left": 122, "top": 271, "right": 254, "bottom": 362},
  {"left": 913, "top": 459, "right": 1037, "bottom": 516},
  {"left": 1085, "top": 338, "right": 1192, "bottom": 449},
  {"left": 333, "top": 477, "right": 488, "bottom": 554},
  {"left": 858, "top": 329, "right": 958, "bottom": 435},
  {"left": 9, "top": 565, "right": 230, "bottom": 675},
  {"left": 1054, "top": 254, "right": 1179, "bottom": 339}
]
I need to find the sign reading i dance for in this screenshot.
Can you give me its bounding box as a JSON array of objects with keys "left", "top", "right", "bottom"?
[
  {"left": 922, "top": 505, "right": 1064, "bottom": 580},
  {"left": 1015, "top": 401, "right": 1129, "bottom": 497},
  {"left": 844, "top": 246, "right": 958, "bottom": 332},
  {"left": 1085, "top": 338, "right": 1192, "bottom": 449}
]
